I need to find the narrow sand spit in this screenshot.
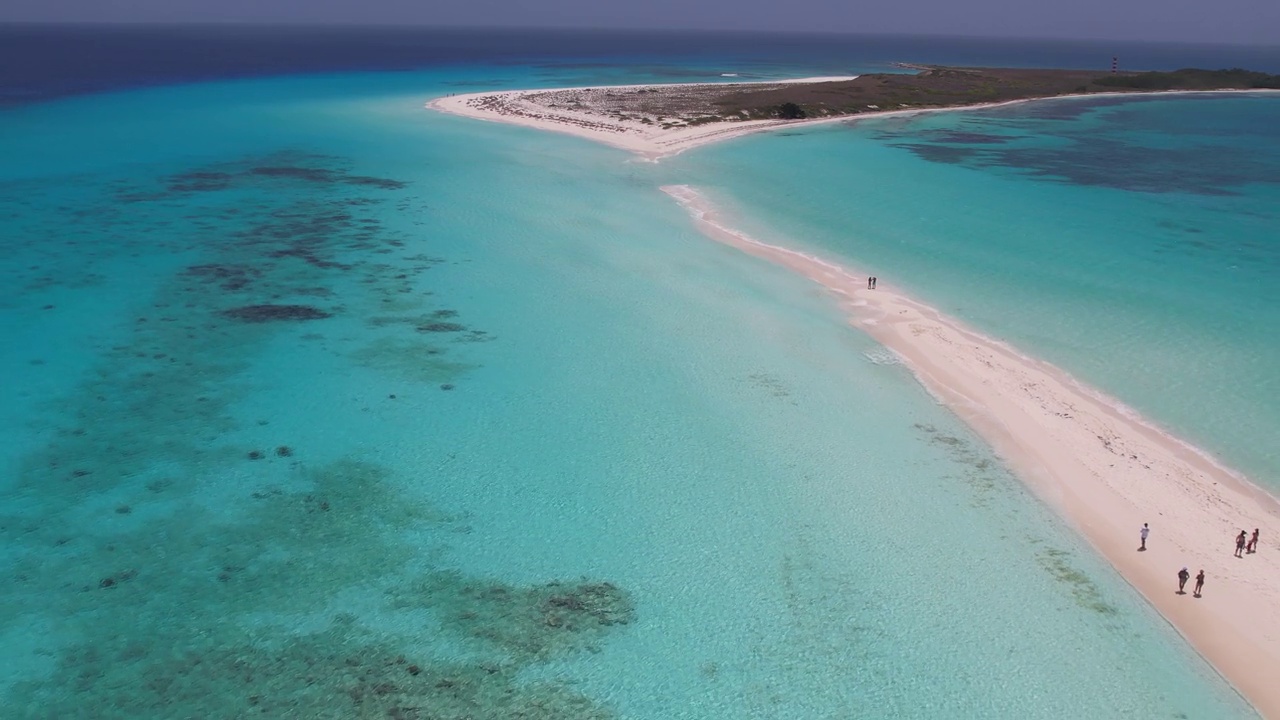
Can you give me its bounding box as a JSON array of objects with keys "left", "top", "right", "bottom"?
[{"left": 663, "top": 184, "right": 1280, "bottom": 717}]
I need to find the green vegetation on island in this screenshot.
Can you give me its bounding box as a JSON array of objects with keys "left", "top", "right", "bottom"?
[
  {"left": 498, "top": 65, "right": 1276, "bottom": 137},
  {"left": 1092, "top": 67, "right": 1280, "bottom": 90},
  {"left": 673, "top": 66, "right": 1277, "bottom": 122}
]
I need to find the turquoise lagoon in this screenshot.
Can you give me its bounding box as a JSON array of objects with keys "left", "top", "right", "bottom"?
[
  {"left": 0, "top": 67, "right": 1259, "bottom": 716},
  {"left": 674, "top": 92, "right": 1280, "bottom": 487}
]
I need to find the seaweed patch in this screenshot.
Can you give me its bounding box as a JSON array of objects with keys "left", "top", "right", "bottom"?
[{"left": 1036, "top": 548, "right": 1119, "bottom": 616}]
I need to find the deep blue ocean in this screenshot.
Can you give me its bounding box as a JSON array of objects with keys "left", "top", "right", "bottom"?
[
  {"left": 1, "top": 24, "right": 1276, "bottom": 719},
  {"left": 5, "top": 24, "right": 1280, "bottom": 106}
]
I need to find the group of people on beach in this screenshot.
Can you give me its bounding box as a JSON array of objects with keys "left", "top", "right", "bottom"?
[
  {"left": 1176, "top": 567, "right": 1206, "bottom": 597},
  {"left": 866, "top": 276, "right": 878, "bottom": 289},
  {"left": 1234, "top": 528, "right": 1261, "bottom": 558},
  {"left": 1140, "top": 522, "right": 1263, "bottom": 598}
]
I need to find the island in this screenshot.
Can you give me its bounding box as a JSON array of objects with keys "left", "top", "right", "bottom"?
[{"left": 430, "top": 66, "right": 1280, "bottom": 159}]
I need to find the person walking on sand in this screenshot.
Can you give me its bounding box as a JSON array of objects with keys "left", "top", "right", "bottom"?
[
  {"left": 1139, "top": 523, "right": 1149, "bottom": 551},
  {"left": 872, "top": 276, "right": 878, "bottom": 289},
  {"left": 867, "top": 276, "right": 873, "bottom": 290},
  {"left": 1235, "top": 530, "right": 1248, "bottom": 558},
  {"left": 1177, "top": 567, "right": 1190, "bottom": 594},
  {"left": 1194, "top": 570, "right": 1205, "bottom": 597},
  {"left": 1247, "top": 528, "right": 1259, "bottom": 554}
]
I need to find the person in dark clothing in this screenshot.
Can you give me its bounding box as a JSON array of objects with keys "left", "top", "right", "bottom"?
[
  {"left": 1177, "top": 567, "right": 1190, "bottom": 594},
  {"left": 867, "top": 276, "right": 873, "bottom": 289},
  {"left": 1235, "top": 531, "right": 1248, "bottom": 558},
  {"left": 1193, "top": 570, "right": 1205, "bottom": 597},
  {"left": 871, "top": 276, "right": 878, "bottom": 289},
  {"left": 1247, "top": 528, "right": 1259, "bottom": 554}
]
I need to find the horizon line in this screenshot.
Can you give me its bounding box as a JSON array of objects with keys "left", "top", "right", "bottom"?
[{"left": 0, "top": 21, "right": 1276, "bottom": 49}]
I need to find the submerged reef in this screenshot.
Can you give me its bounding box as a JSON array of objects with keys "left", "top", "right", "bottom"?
[
  {"left": 912, "top": 424, "right": 1118, "bottom": 616},
  {"left": 9, "top": 151, "right": 486, "bottom": 499},
  {"left": 1036, "top": 547, "right": 1119, "bottom": 616},
  {"left": 914, "top": 423, "right": 999, "bottom": 508},
  {"left": 181, "top": 263, "right": 262, "bottom": 292},
  {"left": 394, "top": 573, "right": 634, "bottom": 661},
  {"left": 161, "top": 154, "right": 410, "bottom": 195},
  {"left": 349, "top": 337, "right": 476, "bottom": 384},
  {"left": 874, "top": 98, "right": 1272, "bottom": 196},
  {"left": 4, "top": 456, "right": 632, "bottom": 717},
  {"left": 0, "top": 151, "right": 557, "bottom": 715},
  {"left": 10, "top": 615, "right": 615, "bottom": 719},
  {"left": 247, "top": 164, "right": 409, "bottom": 189},
  {"left": 418, "top": 321, "right": 466, "bottom": 333},
  {"left": 220, "top": 303, "right": 333, "bottom": 323}
]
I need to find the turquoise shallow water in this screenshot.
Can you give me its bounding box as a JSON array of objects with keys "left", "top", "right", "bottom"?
[
  {"left": 0, "top": 68, "right": 1258, "bottom": 716},
  {"left": 673, "top": 93, "right": 1280, "bottom": 488}
]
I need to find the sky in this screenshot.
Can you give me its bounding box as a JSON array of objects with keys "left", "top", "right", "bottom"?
[{"left": 2, "top": 0, "right": 1278, "bottom": 45}]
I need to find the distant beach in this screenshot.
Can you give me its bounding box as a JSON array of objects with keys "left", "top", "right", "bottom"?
[
  {"left": 428, "top": 75, "right": 1279, "bottom": 161},
  {"left": 429, "top": 76, "right": 858, "bottom": 159}
]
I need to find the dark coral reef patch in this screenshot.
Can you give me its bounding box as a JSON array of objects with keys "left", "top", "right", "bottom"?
[
  {"left": 248, "top": 165, "right": 408, "bottom": 190},
  {"left": 418, "top": 321, "right": 466, "bottom": 333},
  {"left": 221, "top": 304, "right": 332, "bottom": 323},
  {"left": 394, "top": 573, "right": 634, "bottom": 661},
  {"left": 8, "top": 616, "right": 616, "bottom": 719},
  {"left": 181, "top": 263, "right": 263, "bottom": 292},
  {"left": 0, "top": 148, "right": 525, "bottom": 714},
  {"left": 5, "top": 458, "right": 631, "bottom": 718},
  {"left": 156, "top": 152, "right": 410, "bottom": 198}
]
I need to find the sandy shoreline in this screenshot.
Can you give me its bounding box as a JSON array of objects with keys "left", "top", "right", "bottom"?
[
  {"left": 428, "top": 81, "right": 1277, "bottom": 161},
  {"left": 663, "top": 184, "right": 1280, "bottom": 716},
  {"left": 428, "top": 76, "right": 863, "bottom": 160}
]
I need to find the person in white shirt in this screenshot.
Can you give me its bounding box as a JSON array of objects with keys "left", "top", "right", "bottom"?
[{"left": 1139, "top": 523, "right": 1150, "bottom": 551}]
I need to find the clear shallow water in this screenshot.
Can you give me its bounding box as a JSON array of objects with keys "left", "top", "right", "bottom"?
[
  {"left": 673, "top": 93, "right": 1280, "bottom": 487},
  {"left": 0, "top": 40, "right": 1261, "bottom": 719}
]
